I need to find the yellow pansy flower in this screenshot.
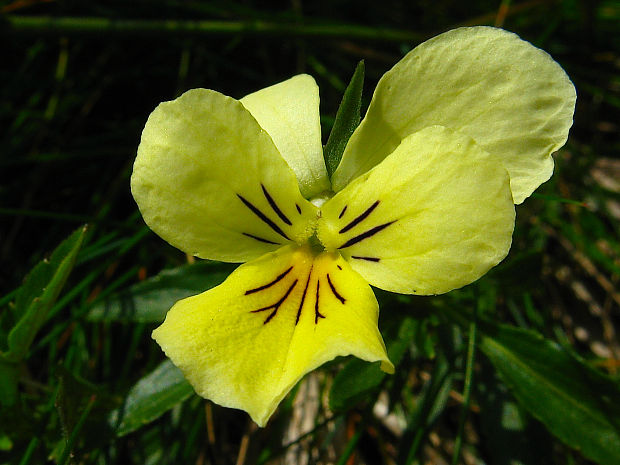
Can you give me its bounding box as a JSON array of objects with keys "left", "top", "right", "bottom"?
[{"left": 131, "top": 27, "right": 575, "bottom": 426}]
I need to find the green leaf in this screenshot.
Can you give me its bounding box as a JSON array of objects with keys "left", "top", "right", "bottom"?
[
  {"left": 2, "top": 225, "right": 87, "bottom": 363},
  {"left": 323, "top": 60, "right": 364, "bottom": 178},
  {"left": 87, "top": 261, "right": 236, "bottom": 323},
  {"left": 329, "top": 316, "right": 416, "bottom": 411},
  {"left": 110, "top": 360, "right": 194, "bottom": 436},
  {"left": 476, "top": 357, "right": 554, "bottom": 465},
  {"left": 0, "top": 360, "right": 19, "bottom": 408},
  {"left": 478, "top": 321, "right": 620, "bottom": 465}
]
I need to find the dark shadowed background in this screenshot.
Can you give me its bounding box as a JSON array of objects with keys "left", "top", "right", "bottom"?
[{"left": 1, "top": 1, "right": 619, "bottom": 464}]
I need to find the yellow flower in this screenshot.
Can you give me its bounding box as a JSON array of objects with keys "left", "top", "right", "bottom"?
[{"left": 131, "top": 27, "right": 575, "bottom": 426}]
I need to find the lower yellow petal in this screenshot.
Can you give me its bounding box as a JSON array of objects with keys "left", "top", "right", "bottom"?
[{"left": 152, "top": 244, "right": 392, "bottom": 427}]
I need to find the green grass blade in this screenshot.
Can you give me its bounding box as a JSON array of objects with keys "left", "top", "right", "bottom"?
[
  {"left": 57, "top": 394, "right": 97, "bottom": 465},
  {"left": 5, "top": 16, "right": 424, "bottom": 42},
  {"left": 17, "top": 437, "right": 39, "bottom": 465},
  {"left": 451, "top": 317, "right": 477, "bottom": 465},
  {"left": 399, "top": 352, "right": 453, "bottom": 464},
  {"left": 335, "top": 427, "right": 363, "bottom": 465}
]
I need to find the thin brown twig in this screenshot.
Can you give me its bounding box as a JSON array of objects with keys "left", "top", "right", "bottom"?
[
  {"left": 494, "top": 0, "right": 512, "bottom": 27},
  {"left": 235, "top": 431, "right": 250, "bottom": 465},
  {"left": 542, "top": 224, "right": 620, "bottom": 309},
  {"left": 542, "top": 223, "right": 620, "bottom": 366},
  {"left": 205, "top": 402, "right": 216, "bottom": 446},
  {"left": 1, "top": 0, "right": 53, "bottom": 14},
  {"left": 457, "top": 0, "right": 559, "bottom": 28}
]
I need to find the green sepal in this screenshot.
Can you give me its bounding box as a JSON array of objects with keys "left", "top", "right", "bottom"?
[
  {"left": 323, "top": 60, "right": 364, "bottom": 179},
  {"left": 1, "top": 225, "right": 87, "bottom": 363}
]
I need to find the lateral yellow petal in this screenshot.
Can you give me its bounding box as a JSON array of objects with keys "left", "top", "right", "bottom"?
[
  {"left": 332, "top": 26, "right": 576, "bottom": 204},
  {"left": 152, "top": 245, "right": 392, "bottom": 427},
  {"left": 131, "top": 88, "right": 317, "bottom": 263},
  {"left": 241, "top": 75, "right": 330, "bottom": 199},
  {"left": 319, "top": 126, "right": 515, "bottom": 295}
]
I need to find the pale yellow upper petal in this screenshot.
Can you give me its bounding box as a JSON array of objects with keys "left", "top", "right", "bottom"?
[
  {"left": 319, "top": 125, "right": 515, "bottom": 295},
  {"left": 241, "top": 75, "right": 330, "bottom": 199},
  {"left": 332, "top": 26, "right": 576, "bottom": 204},
  {"left": 131, "top": 88, "right": 317, "bottom": 263},
  {"left": 152, "top": 245, "right": 392, "bottom": 426}
]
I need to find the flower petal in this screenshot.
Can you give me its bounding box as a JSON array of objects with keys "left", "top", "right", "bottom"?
[
  {"left": 332, "top": 26, "right": 576, "bottom": 204},
  {"left": 152, "top": 244, "right": 392, "bottom": 426},
  {"left": 319, "top": 126, "right": 515, "bottom": 295},
  {"left": 241, "top": 75, "right": 330, "bottom": 199},
  {"left": 131, "top": 88, "right": 317, "bottom": 263}
]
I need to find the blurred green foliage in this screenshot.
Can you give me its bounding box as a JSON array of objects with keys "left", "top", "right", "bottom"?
[{"left": 1, "top": 0, "right": 619, "bottom": 464}]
